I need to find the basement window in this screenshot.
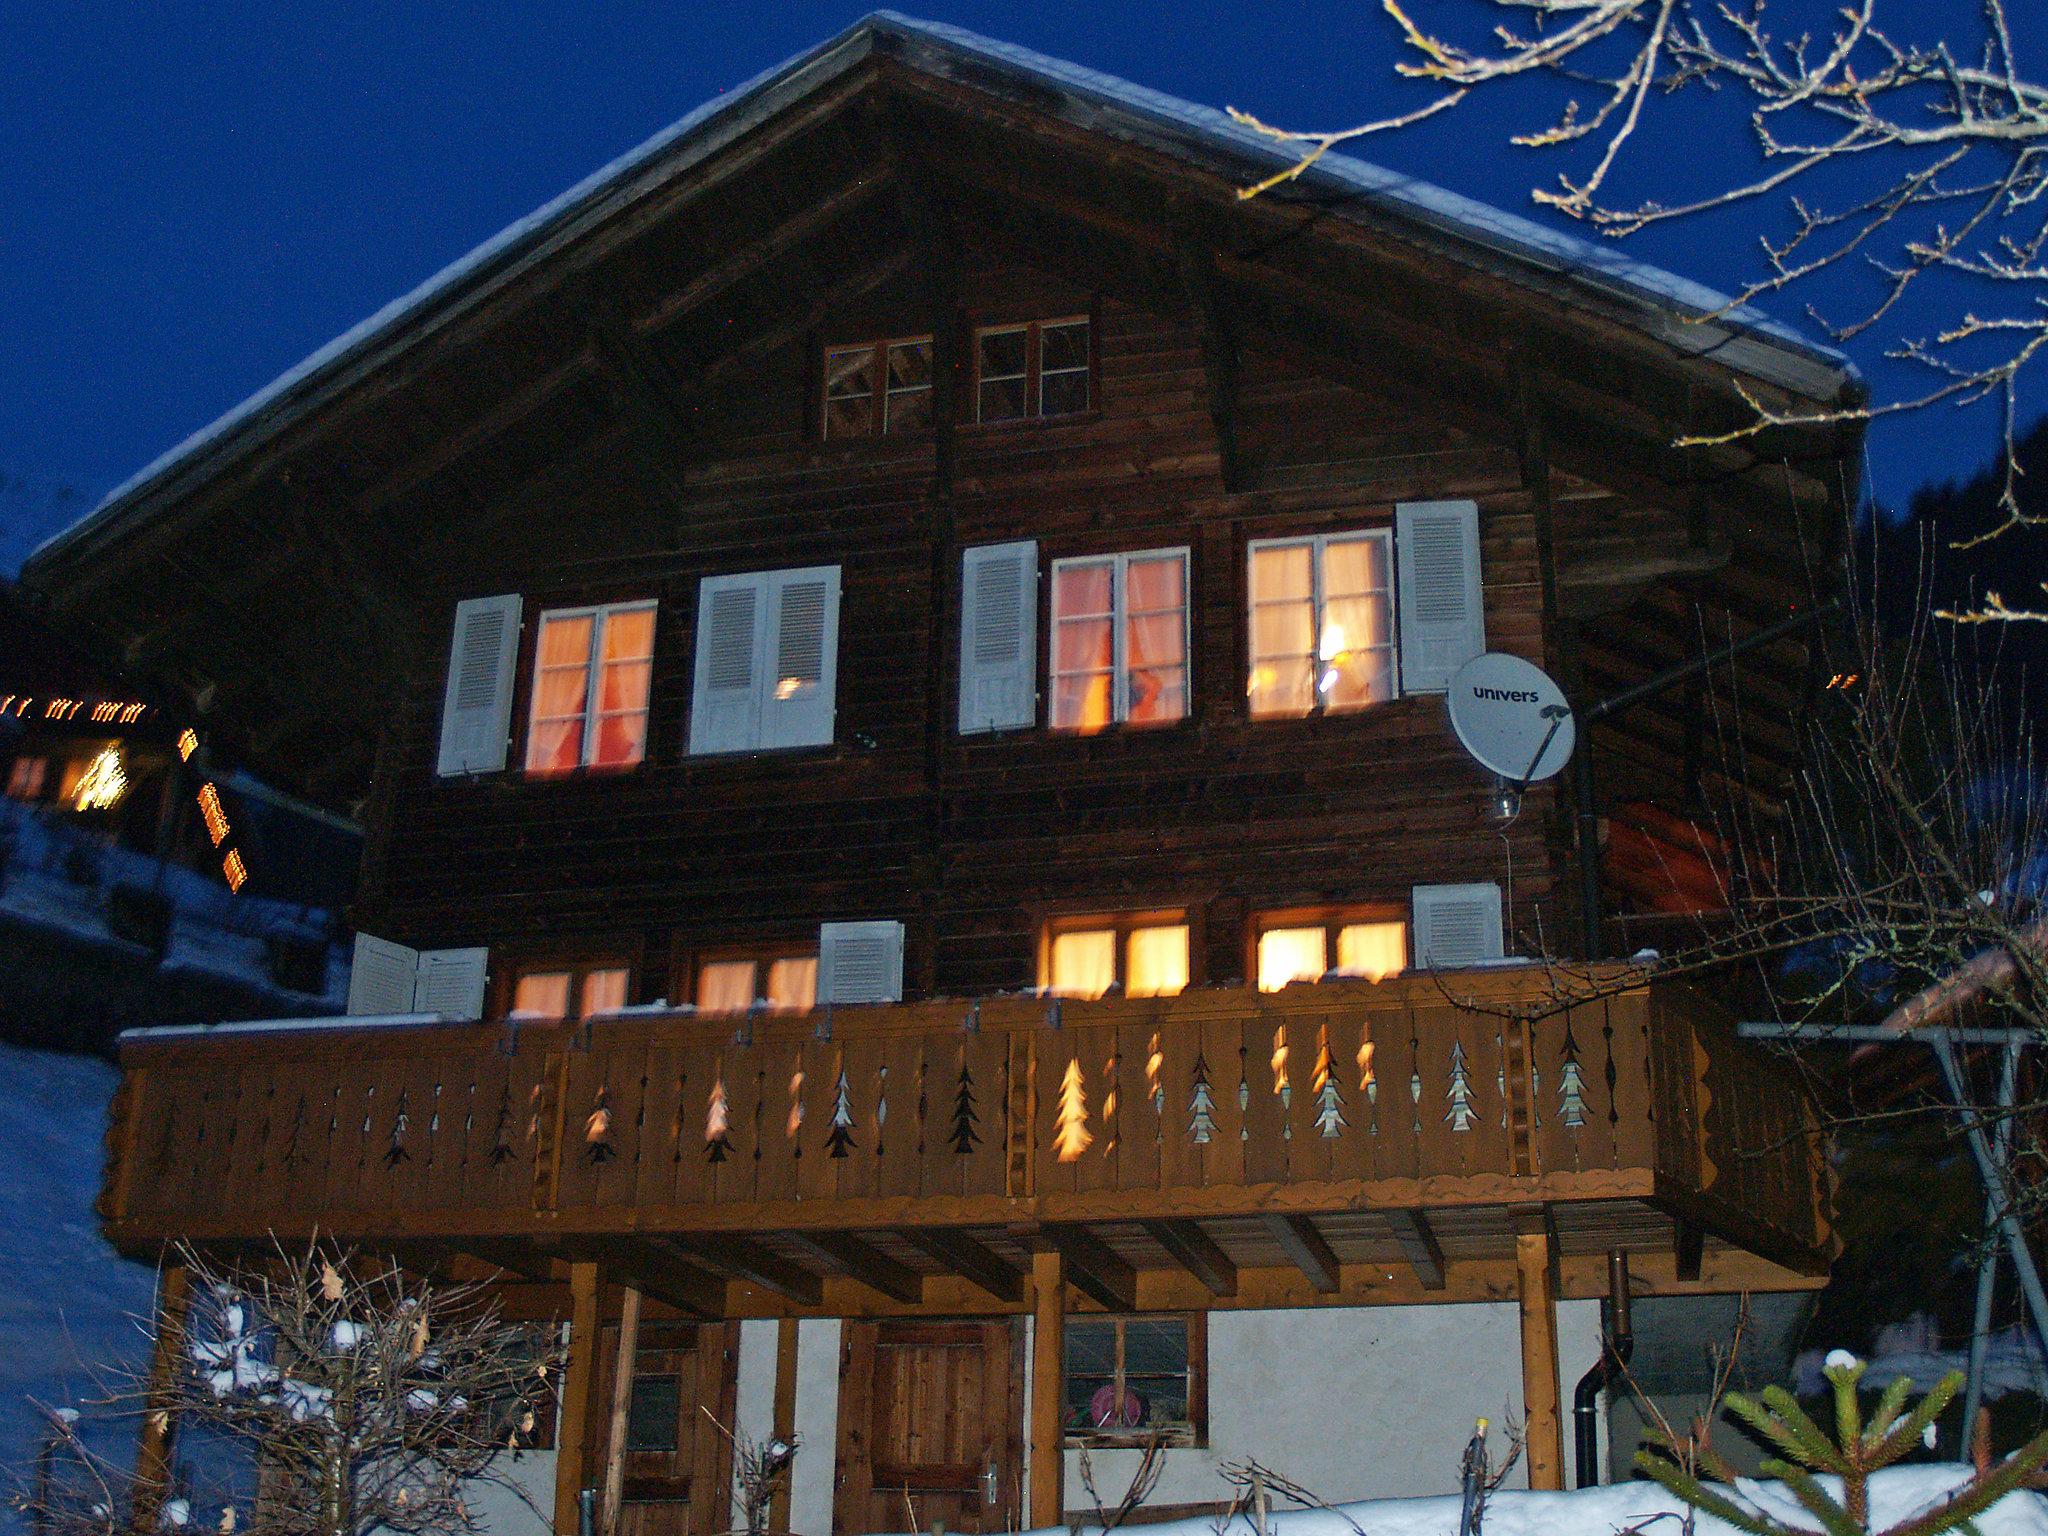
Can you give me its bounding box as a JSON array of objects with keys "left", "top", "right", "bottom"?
[
  {"left": 1043, "top": 913, "right": 1189, "bottom": 999},
  {"left": 823, "top": 336, "right": 933, "bottom": 438},
  {"left": 1064, "top": 1315, "right": 1205, "bottom": 1448},
  {"left": 975, "top": 316, "right": 1091, "bottom": 422}
]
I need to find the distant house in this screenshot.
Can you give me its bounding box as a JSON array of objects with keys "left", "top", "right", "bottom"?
[
  {"left": 0, "top": 579, "right": 357, "bottom": 1049},
  {"left": 23, "top": 15, "right": 1856, "bottom": 1533}
]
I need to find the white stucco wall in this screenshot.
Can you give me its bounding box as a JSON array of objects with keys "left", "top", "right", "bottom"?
[
  {"left": 1041, "top": 1301, "right": 1603, "bottom": 1524},
  {"left": 466, "top": 1447, "right": 557, "bottom": 1536},
  {"left": 789, "top": 1317, "right": 844, "bottom": 1536}
]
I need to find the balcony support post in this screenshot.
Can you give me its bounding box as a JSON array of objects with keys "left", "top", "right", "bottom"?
[
  {"left": 132, "top": 1262, "right": 190, "bottom": 1532},
  {"left": 554, "top": 1262, "right": 604, "bottom": 1536},
  {"left": 768, "top": 1317, "right": 799, "bottom": 1535},
  {"left": 1515, "top": 1226, "right": 1564, "bottom": 1490},
  {"left": 1028, "top": 1249, "right": 1065, "bottom": 1527},
  {"left": 599, "top": 1285, "right": 643, "bottom": 1536}
]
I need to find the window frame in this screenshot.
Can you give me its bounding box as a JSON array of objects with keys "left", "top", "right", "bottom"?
[
  {"left": 520, "top": 599, "right": 658, "bottom": 778},
  {"left": 1047, "top": 546, "right": 1192, "bottom": 733},
  {"left": 1245, "top": 528, "right": 1399, "bottom": 721},
  {"left": 971, "top": 314, "right": 1095, "bottom": 425},
  {"left": 496, "top": 950, "right": 641, "bottom": 1021},
  {"left": 1249, "top": 904, "right": 1410, "bottom": 992},
  {"left": 820, "top": 334, "right": 935, "bottom": 440},
  {"left": 1060, "top": 1313, "right": 1207, "bottom": 1450},
  {"left": 1039, "top": 909, "right": 1195, "bottom": 999},
  {"left": 673, "top": 937, "right": 821, "bottom": 1016}
]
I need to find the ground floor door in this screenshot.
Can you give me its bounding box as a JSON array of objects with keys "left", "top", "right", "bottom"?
[
  {"left": 590, "top": 1319, "right": 740, "bottom": 1536},
  {"left": 833, "top": 1319, "right": 1025, "bottom": 1535}
]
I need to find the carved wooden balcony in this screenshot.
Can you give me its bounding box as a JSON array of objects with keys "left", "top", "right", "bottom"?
[{"left": 99, "top": 967, "right": 1833, "bottom": 1314}]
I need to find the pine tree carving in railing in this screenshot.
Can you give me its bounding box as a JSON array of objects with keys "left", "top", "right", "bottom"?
[
  {"left": 384, "top": 1088, "right": 412, "bottom": 1166},
  {"left": 787, "top": 1065, "right": 805, "bottom": 1145},
  {"left": 584, "top": 1085, "right": 615, "bottom": 1164},
  {"left": 1637, "top": 1356, "right": 2048, "bottom": 1536},
  {"left": 1312, "top": 1026, "right": 1346, "bottom": 1138},
  {"left": 487, "top": 1083, "right": 515, "bottom": 1166},
  {"left": 1054, "top": 1057, "right": 1093, "bottom": 1163},
  {"left": 705, "top": 1073, "right": 732, "bottom": 1164},
  {"left": 824, "top": 1068, "right": 855, "bottom": 1158},
  {"left": 1445, "top": 1041, "right": 1477, "bottom": 1133},
  {"left": 1189, "top": 1053, "right": 1217, "bottom": 1144},
  {"left": 950, "top": 1062, "right": 980, "bottom": 1154}
]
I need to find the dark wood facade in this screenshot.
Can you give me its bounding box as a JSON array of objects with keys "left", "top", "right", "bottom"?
[{"left": 34, "top": 15, "right": 1860, "bottom": 1511}]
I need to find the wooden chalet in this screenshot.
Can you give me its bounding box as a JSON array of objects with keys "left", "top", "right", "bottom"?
[{"left": 22, "top": 15, "right": 1858, "bottom": 1534}]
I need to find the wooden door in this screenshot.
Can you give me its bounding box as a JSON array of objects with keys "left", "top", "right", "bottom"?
[
  {"left": 834, "top": 1320, "right": 1025, "bottom": 1536},
  {"left": 590, "top": 1320, "right": 740, "bottom": 1536}
]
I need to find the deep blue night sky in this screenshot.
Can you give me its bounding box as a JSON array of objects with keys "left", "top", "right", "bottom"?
[{"left": 0, "top": 1, "right": 2021, "bottom": 567}]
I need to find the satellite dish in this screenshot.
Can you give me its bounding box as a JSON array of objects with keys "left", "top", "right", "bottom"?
[{"left": 1447, "top": 653, "right": 1576, "bottom": 784}]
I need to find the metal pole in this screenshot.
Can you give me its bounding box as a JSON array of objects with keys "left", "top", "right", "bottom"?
[
  {"left": 1933, "top": 1037, "right": 2048, "bottom": 1355},
  {"left": 1960, "top": 1039, "right": 2020, "bottom": 1454}
]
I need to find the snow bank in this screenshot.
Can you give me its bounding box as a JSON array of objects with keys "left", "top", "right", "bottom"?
[
  {"left": 0, "top": 1045, "right": 157, "bottom": 1495},
  {"left": 971, "top": 1468, "right": 2048, "bottom": 1536}
]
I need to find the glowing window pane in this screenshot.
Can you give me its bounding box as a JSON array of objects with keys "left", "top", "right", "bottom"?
[
  {"left": 512, "top": 973, "right": 572, "bottom": 1019},
  {"left": 1257, "top": 928, "right": 1326, "bottom": 993},
  {"left": 1126, "top": 926, "right": 1188, "bottom": 998},
  {"left": 527, "top": 603, "right": 654, "bottom": 774},
  {"left": 696, "top": 961, "right": 757, "bottom": 1015},
  {"left": 1336, "top": 923, "right": 1407, "bottom": 981},
  {"left": 580, "top": 969, "right": 630, "bottom": 1018},
  {"left": 1050, "top": 931, "right": 1117, "bottom": 999},
  {"left": 766, "top": 957, "right": 817, "bottom": 1012}
]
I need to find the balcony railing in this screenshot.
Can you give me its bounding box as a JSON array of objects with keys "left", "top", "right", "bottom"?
[{"left": 100, "top": 967, "right": 1831, "bottom": 1272}]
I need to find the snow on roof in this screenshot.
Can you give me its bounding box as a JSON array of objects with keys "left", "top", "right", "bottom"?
[{"left": 31, "top": 12, "right": 1855, "bottom": 573}]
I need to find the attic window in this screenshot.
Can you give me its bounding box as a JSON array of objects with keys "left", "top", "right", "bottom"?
[
  {"left": 975, "top": 316, "right": 1091, "bottom": 422},
  {"left": 823, "top": 337, "right": 933, "bottom": 439}
]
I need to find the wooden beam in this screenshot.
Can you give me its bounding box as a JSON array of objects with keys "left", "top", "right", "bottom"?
[
  {"left": 598, "top": 1239, "right": 728, "bottom": 1320},
  {"left": 1265, "top": 1214, "right": 1340, "bottom": 1294},
  {"left": 768, "top": 1317, "right": 799, "bottom": 1535},
  {"left": 1675, "top": 1218, "right": 1705, "bottom": 1282},
  {"left": 1042, "top": 1224, "right": 1137, "bottom": 1312},
  {"left": 671, "top": 1233, "right": 824, "bottom": 1307},
  {"left": 1174, "top": 236, "right": 1241, "bottom": 494},
  {"left": 455, "top": 1238, "right": 560, "bottom": 1287},
  {"left": 893, "top": 1227, "right": 1025, "bottom": 1303},
  {"left": 1387, "top": 1209, "right": 1447, "bottom": 1291},
  {"left": 1028, "top": 1249, "right": 1065, "bottom": 1528},
  {"left": 554, "top": 1260, "right": 603, "bottom": 1536},
  {"left": 131, "top": 1264, "right": 190, "bottom": 1532},
  {"left": 1516, "top": 1228, "right": 1565, "bottom": 1490},
  {"left": 785, "top": 1230, "right": 924, "bottom": 1304},
  {"left": 1142, "top": 1219, "right": 1236, "bottom": 1297},
  {"left": 599, "top": 1285, "right": 642, "bottom": 1536}
]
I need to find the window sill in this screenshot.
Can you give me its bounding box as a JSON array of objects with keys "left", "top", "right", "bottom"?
[
  {"left": 960, "top": 409, "right": 1102, "bottom": 434},
  {"left": 1062, "top": 1430, "right": 1201, "bottom": 1451}
]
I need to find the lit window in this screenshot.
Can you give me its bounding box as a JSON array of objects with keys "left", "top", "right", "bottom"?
[
  {"left": 975, "top": 317, "right": 1091, "bottom": 422},
  {"left": 4, "top": 756, "right": 47, "bottom": 801},
  {"left": 823, "top": 337, "right": 933, "bottom": 439},
  {"left": 1255, "top": 913, "right": 1407, "bottom": 992},
  {"left": 525, "top": 602, "right": 656, "bottom": 775},
  {"left": 511, "top": 965, "right": 632, "bottom": 1020},
  {"left": 1248, "top": 532, "right": 1395, "bottom": 718},
  {"left": 695, "top": 953, "right": 818, "bottom": 1015},
  {"left": 1049, "top": 549, "right": 1189, "bottom": 733},
  {"left": 1045, "top": 916, "right": 1189, "bottom": 999},
  {"left": 1064, "top": 1315, "right": 1204, "bottom": 1447}
]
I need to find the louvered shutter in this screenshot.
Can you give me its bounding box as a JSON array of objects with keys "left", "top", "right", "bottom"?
[
  {"left": 346, "top": 933, "right": 420, "bottom": 1016},
  {"left": 958, "top": 541, "right": 1038, "bottom": 733},
  {"left": 1395, "top": 501, "right": 1485, "bottom": 694},
  {"left": 689, "top": 574, "right": 767, "bottom": 755},
  {"left": 818, "top": 920, "right": 905, "bottom": 1004},
  {"left": 413, "top": 947, "right": 489, "bottom": 1020},
  {"left": 759, "top": 566, "right": 841, "bottom": 750},
  {"left": 436, "top": 595, "right": 523, "bottom": 775},
  {"left": 1410, "top": 883, "right": 1506, "bottom": 969}
]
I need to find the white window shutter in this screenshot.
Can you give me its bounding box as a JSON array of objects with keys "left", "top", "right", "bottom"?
[
  {"left": 413, "top": 947, "right": 490, "bottom": 1020},
  {"left": 1395, "top": 501, "right": 1485, "bottom": 694},
  {"left": 818, "top": 920, "right": 905, "bottom": 1005},
  {"left": 346, "top": 933, "right": 420, "bottom": 1016},
  {"left": 759, "top": 566, "right": 841, "bottom": 750},
  {"left": 1410, "top": 883, "right": 1506, "bottom": 969},
  {"left": 689, "top": 574, "right": 766, "bottom": 755},
  {"left": 436, "top": 595, "right": 523, "bottom": 775},
  {"left": 958, "top": 541, "right": 1038, "bottom": 733}
]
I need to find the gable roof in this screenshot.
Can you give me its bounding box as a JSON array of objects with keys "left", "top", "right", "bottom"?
[{"left": 29, "top": 10, "right": 1854, "bottom": 577}]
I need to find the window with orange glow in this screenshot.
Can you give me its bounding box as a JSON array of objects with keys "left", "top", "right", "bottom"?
[
  {"left": 1254, "top": 911, "right": 1407, "bottom": 992},
  {"left": 1049, "top": 550, "right": 1189, "bottom": 732},
  {"left": 510, "top": 965, "right": 632, "bottom": 1020},
  {"left": 694, "top": 952, "right": 818, "bottom": 1014},
  {"left": 1044, "top": 914, "right": 1189, "bottom": 999},
  {"left": 524, "top": 602, "right": 655, "bottom": 776},
  {"left": 1248, "top": 531, "right": 1395, "bottom": 718}
]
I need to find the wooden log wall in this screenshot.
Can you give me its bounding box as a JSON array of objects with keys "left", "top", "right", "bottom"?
[{"left": 354, "top": 258, "right": 1563, "bottom": 997}]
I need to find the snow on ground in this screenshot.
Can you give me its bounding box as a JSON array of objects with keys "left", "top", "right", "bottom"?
[
  {"left": 1795, "top": 1314, "right": 2048, "bottom": 1402},
  {"left": 0, "top": 1044, "right": 157, "bottom": 1495},
  {"left": 982, "top": 1467, "right": 2048, "bottom": 1536}
]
